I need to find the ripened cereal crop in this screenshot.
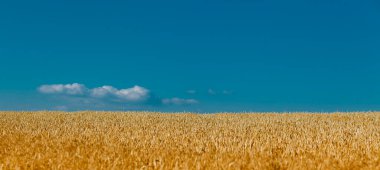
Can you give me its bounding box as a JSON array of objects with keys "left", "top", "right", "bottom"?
[{"left": 1, "top": 111, "right": 380, "bottom": 169}]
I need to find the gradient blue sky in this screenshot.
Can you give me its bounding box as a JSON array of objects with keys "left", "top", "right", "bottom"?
[{"left": 1, "top": 0, "right": 380, "bottom": 112}]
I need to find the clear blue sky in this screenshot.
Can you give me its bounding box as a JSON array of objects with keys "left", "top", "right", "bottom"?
[{"left": 1, "top": 0, "right": 379, "bottom": 112}]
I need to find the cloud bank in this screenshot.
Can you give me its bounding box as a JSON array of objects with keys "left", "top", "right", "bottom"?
[
  {"left": 39, "top": 83, "right": 150, "bottom": 102},
  {"left": 39, "top": 83, "right": 87, "bottom": 95},
  {"left": 38, "top": 83, "right": 198, "bottom": 108},
  {"left": 90, "top": 85, "right": 150, "bottom": 102}
]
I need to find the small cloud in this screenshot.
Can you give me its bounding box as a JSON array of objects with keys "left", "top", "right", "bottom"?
[
  {"left": 208, "top": 89, "right": 216, "bottom": 95},
  {"left": 38, "top": 83, "right": 87, "bottom": 95},
  {"left": 162, "top": 97, "right": 199, "bottom": 105},
  {"left": 186, "top": 90, "right": 196, "bottom": 94},
  {"left": 113, "top": 85, "right": 150, "bottom": 102}
]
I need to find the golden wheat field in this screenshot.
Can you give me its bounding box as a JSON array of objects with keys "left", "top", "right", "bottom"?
[{"left": 1, "top": 111, "right": 380, "bottom": 169}]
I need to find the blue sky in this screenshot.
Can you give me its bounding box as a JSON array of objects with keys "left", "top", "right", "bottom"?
[{"left": 1, "top": 0, "right": 380, "bottom": 112}]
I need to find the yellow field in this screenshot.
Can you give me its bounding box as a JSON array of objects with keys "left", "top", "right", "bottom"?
[{"left": 1, "top": 112, "right": 380, "bottom": 169}]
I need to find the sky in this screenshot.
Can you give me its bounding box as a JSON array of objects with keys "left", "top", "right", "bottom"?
[{"left": 0, "top": 0, "right": 380, "bottom": 112}]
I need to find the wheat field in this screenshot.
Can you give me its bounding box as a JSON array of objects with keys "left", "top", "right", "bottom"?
[{"left": 1, "top": 111, "right": 380, "bottom": 169}]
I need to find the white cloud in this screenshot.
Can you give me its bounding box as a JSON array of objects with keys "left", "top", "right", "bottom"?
[
  {"left": 39, "top": 83, "right": 150, "bottom": 102},
  {"left": 90, "top": 86, "right": 118, "bottom": 98},
  {"left": 90, "top": 85, "right": 149, "bottom": 102},
  {"left": 38, "top": 83, "right": 87, "bottom": 95},
  {"left": 162, "top": 97, "right": 199, "bottom": 105},
  {"left": 39, "top": 83, "right": 200, "bottom": 109},
  {"left": 114, "top": 85, "right": 150, "bottom": 102}
]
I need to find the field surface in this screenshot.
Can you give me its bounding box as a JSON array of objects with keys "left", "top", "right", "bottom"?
[{"left": 1, "top": 111, "right": 380, "bottom": 169}]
